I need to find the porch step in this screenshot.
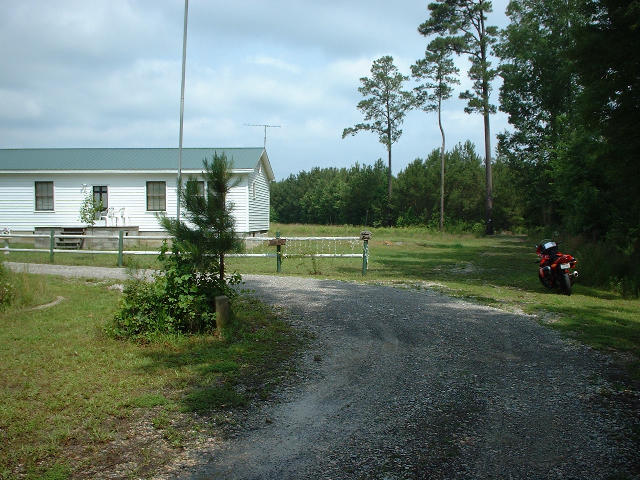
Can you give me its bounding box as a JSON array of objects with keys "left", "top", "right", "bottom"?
[{"left": 55, "top": 228, "right": 85, "bottom": 250}]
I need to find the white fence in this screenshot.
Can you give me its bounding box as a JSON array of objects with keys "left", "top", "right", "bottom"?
[{"left": 1, "top": 231, "right": 371, "bottom": 274}]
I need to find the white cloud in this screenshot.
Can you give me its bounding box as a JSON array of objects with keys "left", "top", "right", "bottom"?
[
  {"left": 247, "top": 56, "right": 301, "bottom": 74},
  {"left": 0, "top": 0, "right": 512, "bottom": 178}
]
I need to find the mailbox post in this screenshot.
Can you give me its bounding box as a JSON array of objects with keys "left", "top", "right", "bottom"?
[{"left": 360, "top": 230, "right": 372, "bottom": 275}]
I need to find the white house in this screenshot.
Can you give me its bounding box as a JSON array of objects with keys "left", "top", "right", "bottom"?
[{"left": 0, "top": 147, "right": 274, "bottom": 234}]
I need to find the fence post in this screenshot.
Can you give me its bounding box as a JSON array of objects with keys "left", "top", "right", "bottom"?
[
  {"left": 215, "top": 295, "right": 230, "bottom": 338},
  {"left": 276, "top": 231, "right": 282, "bottom": 273},
  {"left": 49, "top": 229, "right": 55, "bottom": 263},
  {"left": 360, "top": 231, "right": 371, "bottom": 276},
  {"left": 118, "top": 230, "right": 124, "bottom": 267},
  {"left": 3, "top": 237, "right": 8, "bottom": 256}
]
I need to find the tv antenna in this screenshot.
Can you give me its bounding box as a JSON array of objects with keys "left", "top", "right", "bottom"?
[{"left": 245, "top": 123, "right": 281, "bottom": 148}]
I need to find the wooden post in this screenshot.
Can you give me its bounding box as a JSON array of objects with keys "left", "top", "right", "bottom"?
[
  {"left": 360, "top": 231, "right": 372, "bottom": 276},
  {"left": 49, "top": 229, "right": 55, "bottom": 263},
  {"left": 118, "top": 230, "right": 124, "bottom": 267},
  {"left": 215, "top": 295, "right": 230, "bottom": 336}
]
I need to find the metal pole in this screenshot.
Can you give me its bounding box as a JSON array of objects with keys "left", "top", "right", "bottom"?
[
  {"left": 276, "top": 231, "right": 282, "bottom": 273},
  {"left": 245, "top": 124, "right": 281, "bottom": 148},
  {"left": 177, "top": 0, "right": 189, "bottom": 222},
  {"left": 118, "top": 231, "right": 124, "bottom": 267},
  {"left": 49, "top": 229, "right": 55, "bottom": 263}
]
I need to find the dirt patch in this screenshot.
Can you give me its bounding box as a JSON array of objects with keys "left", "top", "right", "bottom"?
[{"left": 27, "top": 295, "right": 65, "bottom": 311}]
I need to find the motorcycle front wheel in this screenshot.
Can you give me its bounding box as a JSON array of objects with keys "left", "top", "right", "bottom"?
[{"left": 560, "top": 273, "right": 572, "bottom": 295}]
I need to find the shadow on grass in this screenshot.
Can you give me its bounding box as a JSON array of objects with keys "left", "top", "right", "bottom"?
[
  {"left": 542, "top": 303, "right": 640, "bottom": 356},
  {"left": 370, "top": 235, "right": 534, "bottom": 290},
  {"left": 135, "top": 298, "right": 303, "bottom": 414}
]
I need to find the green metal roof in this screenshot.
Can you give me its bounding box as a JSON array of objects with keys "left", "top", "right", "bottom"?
[{"left": 0, "top": 147, "right": 266, "bottom": 171}]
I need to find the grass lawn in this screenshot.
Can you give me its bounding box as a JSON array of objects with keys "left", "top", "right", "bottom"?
[{"left": 0, "top": 272, "right": 302, "bottom": 479}]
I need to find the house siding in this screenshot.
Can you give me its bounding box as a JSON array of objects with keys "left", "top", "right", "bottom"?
[
  {"left": 0, "top": 172, "right": 252, "bottom": 233},
  {"left": 248, "top": 161, "right": 270, "bottom": 232}
]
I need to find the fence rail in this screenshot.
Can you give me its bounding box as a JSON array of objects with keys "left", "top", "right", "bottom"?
[{"left": 1, "top": 230, "right": 371, "bottom": 274}]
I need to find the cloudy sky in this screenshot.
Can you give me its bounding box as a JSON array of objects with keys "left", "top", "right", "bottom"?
[{"left": 1, "top": 0, "right": 511, "bottom": 180}]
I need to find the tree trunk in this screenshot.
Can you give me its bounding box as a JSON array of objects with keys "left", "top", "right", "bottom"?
[
  {"left": 483, "top": 111, "right": 493, "bottom": 235},
  {"left": 438, "top": 96, "right": 445, "bottom": 232},
  {"left": 481, "top": 12, "right": 494, "bottom": 236},
  {"left": 220, "top": 252, "right": 225, "bottom": 281},
  {"left": 386, "top": 107, "right": 393, "bottom": 226},
  {"left": 387, "top": 146, "right": 392, "bottom": 226}
]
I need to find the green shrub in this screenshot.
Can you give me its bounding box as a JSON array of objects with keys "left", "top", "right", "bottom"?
[
  {"left": 108, "top": 249, "right": 242, "bottom": 339},
  {"left": 564, "top": 236, "right": 640, "bottom": 298}
]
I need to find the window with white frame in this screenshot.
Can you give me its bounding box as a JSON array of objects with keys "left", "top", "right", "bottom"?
[
  {"left": 93, "top": 185, "right": 108, "bottom": 210},
  {"left": 146, "top": 181, "right": 166, "bottom": 211},
  {"left": 35, "top": 181, "right": 54, "bottom": 211}
]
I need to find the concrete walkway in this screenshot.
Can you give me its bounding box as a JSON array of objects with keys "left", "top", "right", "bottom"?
[{"left": 4, "top": 261, "right": 154, "bottom": 281}]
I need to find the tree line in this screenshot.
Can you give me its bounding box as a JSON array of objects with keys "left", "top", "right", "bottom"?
[
  {"left": 275, "top": 0, "right": 639, "bottom": 251},
  {"left": 272, "top": 141, "right": 520, "bottom": 231}
]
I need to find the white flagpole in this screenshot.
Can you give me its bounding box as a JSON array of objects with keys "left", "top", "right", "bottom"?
[{"left": 177, "top": 0, "right": 189, "bottom": 221}]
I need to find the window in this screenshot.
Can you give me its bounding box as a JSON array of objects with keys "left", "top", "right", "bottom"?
[
  {"left": 146, "top": 181, "right": 166, "bottom": 211},
  {"left": 195, "top": 181, "right": 205, "bottom": 198},
  {"left": 35, "top": 181, "right": 54, "bottom": 211},
  {"left": 93, "top": 185, "right": 108, "bottom": 210}
]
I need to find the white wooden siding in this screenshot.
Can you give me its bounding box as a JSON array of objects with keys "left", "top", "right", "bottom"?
[
  {"left": 248, "top": 161, "right": 270, "bottom": 232},
  {"left": 0, "top": 172, "right": 252, "bottom": 232}
]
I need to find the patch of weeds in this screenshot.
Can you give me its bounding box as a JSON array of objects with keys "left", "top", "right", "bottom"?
[
  {"left": 151, "top": 411, "right": 171, "bottom": 430},
  {"left": 89, "top": 425, "right": 115, "bottom": 444},
  {"left": 163, "top": 426, "right": 187, "bottom": 449}
]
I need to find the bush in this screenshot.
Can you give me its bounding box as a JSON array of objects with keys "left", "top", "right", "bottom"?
[
  {"left": 570, "top": 239, "right": 640, "bottom": 298},
  {"left": 108, "top": 247, "right": 242, "bottom": 339}
]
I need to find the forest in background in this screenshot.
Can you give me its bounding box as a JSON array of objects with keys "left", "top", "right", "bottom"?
[
  {"left": 271, "top": 0, "right": 639, "bottom": 294},
  {"left": 272, "top": 141, "right": 518, "bottom": 232}
]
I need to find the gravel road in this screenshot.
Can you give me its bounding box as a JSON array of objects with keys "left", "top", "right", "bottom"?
[
  {"left": 7, "top": 264, "right": 637, "bottom": 478},
  {"left": 169, "top": 275, "right": 639, "bottom": 480}
]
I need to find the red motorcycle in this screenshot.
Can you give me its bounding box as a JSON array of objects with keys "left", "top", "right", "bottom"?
[{"left": 536, "top": 239, "right": 579, "bottom": 295}]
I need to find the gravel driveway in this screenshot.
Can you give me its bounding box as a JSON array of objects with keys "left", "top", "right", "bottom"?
[
  {"left": 167, "top": 275, "right": 638, "bottom": 480},
  {"left": 6, "top": 264, "right": 637, "bottom": 478}
]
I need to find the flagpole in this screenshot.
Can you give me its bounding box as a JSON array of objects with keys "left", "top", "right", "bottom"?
[{"left": 177, "top": 0, "right": 189, "bottom": 221}]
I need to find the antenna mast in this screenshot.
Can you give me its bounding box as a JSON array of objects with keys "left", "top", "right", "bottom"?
[{"left": 245, "top": 123, "right": 281, "bottom": 148}]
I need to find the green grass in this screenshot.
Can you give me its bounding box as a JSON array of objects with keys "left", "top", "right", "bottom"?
[{"left": 0, "top": 273, "right": 302, "bottom": 479}]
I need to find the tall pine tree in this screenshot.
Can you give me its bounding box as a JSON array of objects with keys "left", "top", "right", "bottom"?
[
  {"left": 412, "top": 37, "right": 460, "bottom": 231},
  {"left": 342, "top": 55, "right": 413, "bottom": 223},
  {"left": 419, "top": 0, "right": 498, "bottom": 234}
]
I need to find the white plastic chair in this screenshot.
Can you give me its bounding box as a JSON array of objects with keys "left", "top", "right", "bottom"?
[
  {"left": 106, "top": 207, "right": 116, "bottom": 226},
  {"left": 119, "top": 207, "right": 127, "bottom": 226}
]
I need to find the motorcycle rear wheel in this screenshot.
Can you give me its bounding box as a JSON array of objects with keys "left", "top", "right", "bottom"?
[{"left": 560, "top": 273, "right": 572, "bottom": 296}]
